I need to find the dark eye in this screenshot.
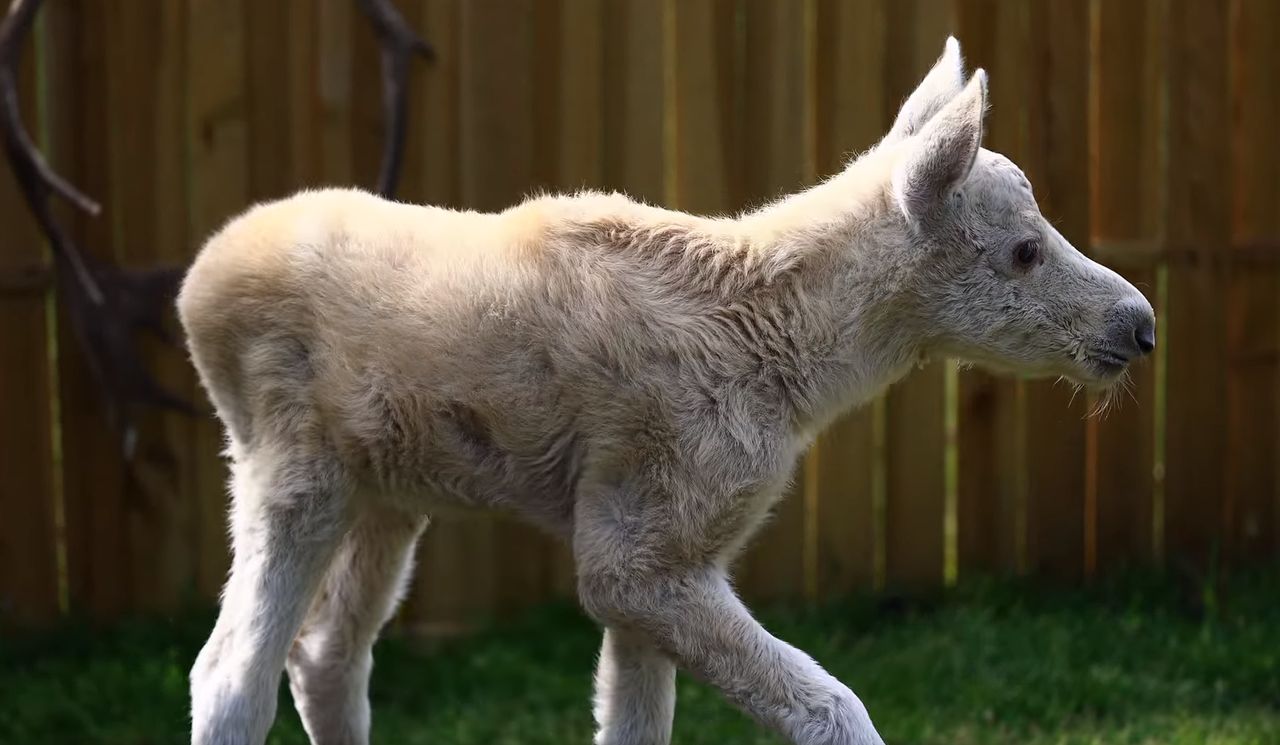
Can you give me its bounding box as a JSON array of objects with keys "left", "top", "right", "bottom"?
[{"left": 1013, "top": 239, "right": 1040, "bottom": 267}]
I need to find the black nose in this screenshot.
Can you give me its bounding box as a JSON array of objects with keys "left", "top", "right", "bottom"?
[
  {"left": 1108, "top": 297, "right": 1156, "bottom": 360},
  {"left": 1134, "top": 317, "right": 1156, "bottom": 355}
]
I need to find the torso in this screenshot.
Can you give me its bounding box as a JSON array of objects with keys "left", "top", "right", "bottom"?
[{"left": 198, "top": 188, "right": 809, "bottom": 548}]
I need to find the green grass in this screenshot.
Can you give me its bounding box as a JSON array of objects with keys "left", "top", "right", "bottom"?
[{"left": 2, "top": 567, "right": 1278, "bottom": 744}]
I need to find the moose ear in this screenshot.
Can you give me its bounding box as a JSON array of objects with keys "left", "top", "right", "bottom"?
[
  {"left": 884, "top": 36, "right": 966, "bottom": 142},
  {"left": 892, "top": 69, "right": 987, "bottom": 223}
]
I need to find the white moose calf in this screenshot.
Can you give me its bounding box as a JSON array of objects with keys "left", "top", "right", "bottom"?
[{"left": 180, "top": 37, "right": 1153, "bottom": 745}]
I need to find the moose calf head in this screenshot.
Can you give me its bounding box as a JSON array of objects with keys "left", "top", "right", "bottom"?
[{"left": 878, "top": 38, "right": 1154, "bottom": 393}]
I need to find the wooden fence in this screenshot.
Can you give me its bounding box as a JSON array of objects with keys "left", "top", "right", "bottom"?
[{"left": 1, "top": 0, "right": 1278, "bottom": 631}]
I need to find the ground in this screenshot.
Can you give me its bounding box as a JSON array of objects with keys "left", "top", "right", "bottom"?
[{"left": 2, "top": 567, "right": 1277, "bottom": 745}]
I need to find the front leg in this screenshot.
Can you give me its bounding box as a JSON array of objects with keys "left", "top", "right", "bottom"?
[
  {"left": 574, "top": 494, "right": 884, "bottom": 745},
  {"left": 593, "top": 627, "right": 676, "bottom": 745},
  {"left": 583, "top": 568, "right": 881, "bottom": 745}
]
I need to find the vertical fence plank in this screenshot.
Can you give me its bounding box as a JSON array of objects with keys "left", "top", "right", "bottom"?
[
  {"left": 1163, "top": 0, "right": 1230, "bottom": 569},
  {"left": 186, "top": 0, "right": 251, "bottom": 602},
  {"left": 556, "top": 0, "right": 605, "bottom": 195},
  {"left": 1090, "top": 0, "right": 1160, "bottom": 570},
  {"left": 1021, "top": 0, "right": 1091, "bottom": 579},
  {"left": 1225, "top": 0, "right": 1280, "bottom": 562},
  {"left": 414, "top": 0, "right": 461, "bottom": 209},
  {"left": 246, "top": 0, "right": 325, "bottom": 191},
  {"left": 601, "top": 0, "right": 667, "bottom": 206},
  {"left": 94, "top": 0, "right": 195, "bottom": 612},
  {"left": 387, "top": 0, "right": 427, "bottom": 202},
  {"left": 59, "top": 0, "right": 133, "bottom": 618},
  {"left": 954, "top": 0, "right": 1029, "bottom": 578},
  {"left": 736, "top": 0, "right": 814, "bottom": 602},
  {"left": 810, "top": 0, "right": 887, "bottom": 595},
  {"left": 348, "top": 0, "right": 384, "bottom": 194},
  {"left": 884, "top": 365, "right": 948, "bottom": 588},
  {"left": 881, "top": 0, "right": 953, "bottom": 589},
  {"left": 316, "top": 0, "right": 354, "bottom": 185},
  {"left": 285, "top": 0, "right": 322, "bottom": 188},
  {"left": 457, "top": 0, "right": 537, "bottom": 210},
  {"left": 154, "top": 0, "right": 198, "bottom": 611},
  {"left": 673, "top": 0, "right": 742, "bottom": 216},
  {"left": 0, "top": 18, "right": 59, "bottom": 626},
  {"left": 246, "top": 1, "right": 296, "bottom": 201}
]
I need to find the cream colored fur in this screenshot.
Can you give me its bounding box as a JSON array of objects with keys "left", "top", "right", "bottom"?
[{"left": 180, "top": 37, "right": 1153, "bottom": 745}]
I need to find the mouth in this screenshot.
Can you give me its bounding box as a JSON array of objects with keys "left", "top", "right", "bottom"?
[{"left": 1081, "top": 349, "right": 1131, "bottom": 383}]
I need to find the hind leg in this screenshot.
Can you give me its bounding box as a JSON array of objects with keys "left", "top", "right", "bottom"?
[
  {"left": 592, "top": 626, "right": 677, "bottom": 745},
  {"left": 285, "top": 505, "right": 427, "bottom": 745},
  {"left": 191, "top": 451, "right": 352, "bottom": 745}
]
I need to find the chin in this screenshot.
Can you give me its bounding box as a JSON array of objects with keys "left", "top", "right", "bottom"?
[
  {"left": 1071, "top": 357, "right": 1133, "bottom": 388},
  {"left": 968, "top": 355, "right": 1072, "bottom": 382},
  {"left": 1066, "top": 371, "right": 1123, "bottom": 390},
  {"left": 967, "top": 354, "right": 1128, "bottom": 392}
]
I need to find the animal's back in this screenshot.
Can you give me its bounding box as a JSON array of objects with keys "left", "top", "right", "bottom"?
[{"left": 176, "top": 187, "right": 690, "bottom": 521}]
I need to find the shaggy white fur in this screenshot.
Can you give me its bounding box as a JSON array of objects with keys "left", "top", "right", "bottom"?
[{"left": 179, "top": 37, "right": 1152, "bottom": 745}]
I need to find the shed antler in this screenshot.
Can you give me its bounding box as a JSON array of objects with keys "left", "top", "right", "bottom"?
[
  {"left": 355, "top": 0, "right": 434, "bottom": 198},
  {"left": 0, "top": 0, "right": 431, "bottom": 458},
  {"left": 1, "top": 0, "right": 193, "bottom": 457}
]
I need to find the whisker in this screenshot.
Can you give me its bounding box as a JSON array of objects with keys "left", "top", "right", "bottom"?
[
  {"left": 1086, "top": 384, "right": 1122, "bottom": 420},
  {"left": 1068, "top": 382, "right": 1084, "bottom": 409},
  {"left": 1121, "top": 372, "right": 1138, "bottom": 406}
]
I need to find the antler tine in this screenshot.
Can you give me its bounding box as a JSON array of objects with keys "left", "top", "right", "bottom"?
[
  {"left": 1, "top": 0, "right": 99, "bottom": 215},
  {"left": 355, "top": 0, "right": 434, "bottom": 198},
  {"left": 1, "top": 0, "right": 104, "bottom": 303},
  {"left": 1, "top": 0, "right": 194, "bottom": 460}
]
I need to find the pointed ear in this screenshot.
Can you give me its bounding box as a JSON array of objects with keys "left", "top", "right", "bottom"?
[
  {"left": 884, "top": 36, "right": 965, "bottom": 142},
  {"left": 892, "top": 69, "right": 987, "bottom": 222}
]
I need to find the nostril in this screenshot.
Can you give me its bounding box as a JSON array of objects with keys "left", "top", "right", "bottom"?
[
  {"left": 1134, "top": 321, "right": 1156, "bottom": 355},
  {"left": 1111, "top": 296, "right": 1156, "bottom": 357}
]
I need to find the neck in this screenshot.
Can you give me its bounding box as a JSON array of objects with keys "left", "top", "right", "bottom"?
[
  {"left": 737, "top": 142, "right": 901, "bottom": 249},
  {"left": 730, "top": 143, "right": 926, "bottom": 434}
]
